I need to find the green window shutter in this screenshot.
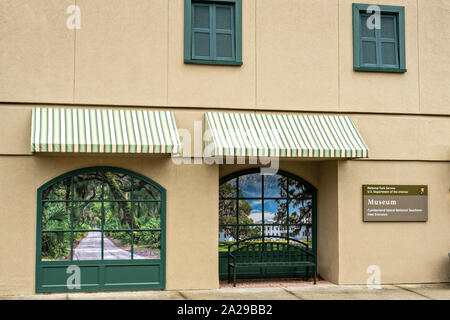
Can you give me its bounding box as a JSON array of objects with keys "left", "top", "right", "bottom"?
[
  {"left": 192, "top": 3, "right": 212, "bottom": 59},
  {"left": 215, "top": 5, "right": 235, "bottom": 60},
  {"left": 353, "top": 4, "right": 406, "bottom": 73},
  {"left": 185, "top": 0, "right": 242, "bottom": 66}
]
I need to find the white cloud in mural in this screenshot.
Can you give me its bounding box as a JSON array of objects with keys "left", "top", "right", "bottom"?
[{"left": 248, "top": 211, "right": 275, "bottom": 223}]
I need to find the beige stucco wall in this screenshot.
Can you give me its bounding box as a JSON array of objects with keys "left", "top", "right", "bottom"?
[
  {"left": 317, "top": 161, "right": 340, "bottom": 284},
  {"left": 0, "top": 155, "right": 219, "bottom": 295},
  {"left": 0, "top": 0, "right": 75, "bottom": 104},
  {"left": 338, "top": 160, "right": 450, "bottom": 284},
  {"left": 1, "top": 0, "right": 449, "bottom": 115}
]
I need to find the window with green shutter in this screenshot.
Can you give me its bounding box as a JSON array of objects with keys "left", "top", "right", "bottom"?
[
  {"left": 184, "top": 0, "right": 242, "bottom": 66},
  {"left": 353, "top": 3, "right": 406, "bottom": 73}
]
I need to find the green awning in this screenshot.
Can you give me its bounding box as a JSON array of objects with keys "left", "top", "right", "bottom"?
[
  {"left": 204, "top": 112, "right": 369, "bottom": 158},
  {"left": 31, "top": 108, "right": 181, "bottom": 153}
]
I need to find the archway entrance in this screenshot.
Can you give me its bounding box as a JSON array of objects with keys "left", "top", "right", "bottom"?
[
  {"left": 36, "top": 167, "right": 165, "bottom": 292},
  {"left": 219, "top": 169, "right": 317, "bottom": 280}
]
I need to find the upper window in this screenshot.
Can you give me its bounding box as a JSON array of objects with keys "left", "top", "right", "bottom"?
[
  {"left": 353, "top": 3, "right": 406, "bottom": 73},
  {"left": 184, "top": 0, "right": 242, "bottom": 66}
]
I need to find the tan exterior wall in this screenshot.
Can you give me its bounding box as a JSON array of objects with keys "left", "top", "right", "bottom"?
[
  {"left": 338, "top": 160, "right": 450, "bottom": 284},
  {"left": 0, "top": 0, "right": 75, "bottom": 104},
  {"left": 0, "top": 155, "right": 219, "bottom": 295},
  {"left": 317, "top": 161, "right": 340, "bottom": 283},
  {"left": 1, "top": 0, "right": 449, "bottom": 115}
]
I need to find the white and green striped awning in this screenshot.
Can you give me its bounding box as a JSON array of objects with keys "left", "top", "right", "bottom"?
[
  {"left": 204, "top": 112, "right": 369, "bottom": 158},
  {"left": 31, "top": 108, "right": 181, "bottom": 153}
]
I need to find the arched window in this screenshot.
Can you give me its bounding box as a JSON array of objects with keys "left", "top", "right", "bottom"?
[
  {"left": 219, "top": 169, "right": 316, "bottom": 250},
  {"left": 38, "top": 167, "right": 164, "bottom": 261}
]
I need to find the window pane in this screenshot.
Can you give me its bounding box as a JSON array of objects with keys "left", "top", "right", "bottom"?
[
  {"left": 381, "top": 15, "right": 395, "bottom": 39},
  {"left": 238, "top": 225, "right": 262, "bottom": 241},
  {"left": 219, "top": 226, "right": 236, "bottom": 246},
  {"left": 216, "top": 33, "right": 233, "bottom": 58},
  {"left": 288, "top": 180, "right": 313, "bottom": 200},
  {"left": 219, "top": 199, "right": 237, "bottom": 224},
  {"left": 104, "top": 172, "right": 132, "bottom": 200},
  {"left": 41, "top": 232, "right": 71, "bottom": 261},
  {"left": 43, "top": 177, "right": 72, "bottom": 201},
  {"left": 74, "top": 173, "right": 102, "bottom": 200},
  {"left": 134, "top": 202, "right": 161, "bottom": 230},
  {"left": 264, "top": 225, "right": 282, "bottom": 239},
  {"left": 238, "top": 173, "right": 262, "bottom": 198},
  {"left": 263, "top": 174, "right": 287, "bottom": 198},
  {"left": 133, "top": 178, "right": 161, "bottom": 200},
  {"left": 289, "top": 199, "right": 313, "bottom": 224},
  {"left": 219, "top": 178, "right": 237, "bottom": 198},
  {"left": 360, "top": 14, "right": 376, "bottom": 38},
  {"left": 381, "top": 42, "right": 397, "bottom": 65},
  {"left": 103, "top": 231, "right": 132, "bottom": 260},
  {"left": 361, "top": 41, "right": 377, "bottom": 65},
  {"left": 289, "top": 225, "right": 305, "bottom": 241},
  {"left": 42, "top": 202, "right": 71, "bottom": 231},
  {"left": 133, "top": 231, "right": 161, "bottom": 259},
  {"left": 73, "top": 202, "right": 102, "bottom": 230},
  {"left": 73, "top": 231, "right": 101, "bottom": 260},
  {"left": 264, "top": 199, "right": 287, "bottom": 224},
  {"left": 104, "top": 201, "right": 133, "bottom": 230},
  {"left": 241, "top": 200, "right": 262, "bottom": 224},
  {"left": 279, "top": 226, "right": 292, "bottom": 239},
  {"left": 194, "top": 32, "right": 210, "bottom": 57},
  {"left": 216, "top": 6, "right": 232, "bottom": 30},
  {"left": 194, "top": 4, "right": 210, "bottom": 29}
]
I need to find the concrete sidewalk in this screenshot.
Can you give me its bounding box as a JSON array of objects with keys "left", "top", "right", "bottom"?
[{"left": 1, "top": 283, "right": 448, "bottom": 300}]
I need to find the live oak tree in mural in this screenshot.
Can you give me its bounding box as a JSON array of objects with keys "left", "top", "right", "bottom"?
[
  {"left": 40, "top": 169, "right": 162, "bottom": 261},
  {"left": 274, "top": 177, "right": 313, "bottom": 238},
  {"left": 219, "top": 182, "right": 262, "bottom": 240}
]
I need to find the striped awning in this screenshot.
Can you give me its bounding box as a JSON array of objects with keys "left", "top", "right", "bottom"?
[
  {"left": 31, "top": 108, "right": 181, "bottom": 153},
  {"left": 204, "top": 112, "right": 369, "bottom": 158}
]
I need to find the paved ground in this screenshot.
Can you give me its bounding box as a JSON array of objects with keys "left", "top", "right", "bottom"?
[
  {"left": 73, "top": 231, "right": 144, "bottom": 260},
  {"left": 1, "top": 283, "right": 448, "bottom": 300}
]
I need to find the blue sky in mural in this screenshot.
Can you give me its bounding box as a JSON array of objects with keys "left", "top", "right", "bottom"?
[
  {"left": 239, "top": 174, "right": 261, "bottom": 198},
  {"left": 247, "top": 200, "right": 289, "bottom": 223},
  {"left": 239, "top": 173, "right": 287, "bottom": 198},
  {"left": 240, "top": 174, "right": 287, "bottom": 223},
  {"left": 264, "top": 174, "right": 286, "bottom": 197}
]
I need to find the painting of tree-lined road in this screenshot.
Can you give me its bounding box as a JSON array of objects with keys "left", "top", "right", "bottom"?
[{"left": 40, "top": 170, "right": 162, "bottom": 261}]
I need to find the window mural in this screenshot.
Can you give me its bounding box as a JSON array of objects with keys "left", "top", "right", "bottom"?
[
  {"left": 219, "top": 170, "right": 314, "bottom": 252},
  {"left": 40, "top": 168, "right": 162, "bottom": 261}
]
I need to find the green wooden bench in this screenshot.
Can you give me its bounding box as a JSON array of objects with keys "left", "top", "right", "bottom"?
[{"left": 228, "top": 236, "right": 317, "bottom": 287}]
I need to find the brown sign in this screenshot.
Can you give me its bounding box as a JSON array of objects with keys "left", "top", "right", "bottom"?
[{"left": 363, "top": 185, "right": 428, "bottom": 222}]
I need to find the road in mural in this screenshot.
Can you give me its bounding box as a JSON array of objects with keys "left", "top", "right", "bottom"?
[{"left": 73, "top": 231, "right": 147, "bottom": 260}]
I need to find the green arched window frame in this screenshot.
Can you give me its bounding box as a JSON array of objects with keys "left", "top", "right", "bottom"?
[
  {"left": 35, "top": 166, "right": 166, "bottom": 292},
  {"left": 219, "top": 169, "right": 317, "bottom": 256}
]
